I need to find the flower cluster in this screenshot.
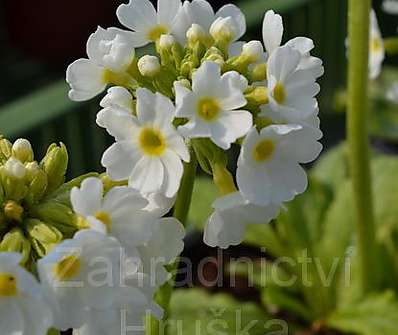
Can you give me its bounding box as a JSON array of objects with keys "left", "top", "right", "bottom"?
[
  {"left": 1, "top": 0, "right": 325, "bottom": 334},
  {"left": 67, "top": 0, "right": 323, "bottom": 249}
]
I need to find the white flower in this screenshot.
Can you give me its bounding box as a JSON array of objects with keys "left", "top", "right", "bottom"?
[
  {"left": 369, "top": 10, "right": 385, "bottom": 80},
  {"left": 99, "top": 88, "right": 190, "bottom": 197},
  {"left": 262, "top": 10, "right": 323, "bottom": 78},
  {"left": 138, "top": 217, "right": 185, "bottom": 286},
  {"left": 237, "top": 125, "right": 322, "bottom": 206},
  {"left": 142, "top": 192, "right": 176, "bottom": 217},
  {"left": 266, "top": 45, "right": 320, "bottom": 123},
  {"left": 2, "top": 157, "right": 26, "bottom": 179},
  {"left": 100, "top": 86, "right": 133, "bottom": 111},
  {"left": 387, "top": 82, "right": 398, "bottom": 103},
  {"left": 116, "top": 0, "right": 183, "bottom": 46},
  {"left": 71, "top": 177, "right": 158, "bottom": 247},
  {"left": 175, "top": 61, "right": 252, "bottom": 149},
  {"left": 0, "top": 252, "right": 52, "bottom": 335},
  {"left": 38, "top": 230, "right": 137, "bottom": 330},
  {"left": 138, "top": 55, "right": 161, "bottom": 77},
  {"left": 204, "top": 192, "right": 280, "bottom": 249},
  {"left": 383, "top": 0, "right": 398, "bottom": 14},
  {"left": 178, "top": 0, "right": 246, "bottom": 44},
  {"left": 66, "top": 27, "right": 136, "bottom": 101}
]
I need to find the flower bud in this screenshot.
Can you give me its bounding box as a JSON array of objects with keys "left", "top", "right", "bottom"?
[
  {"left": 210, "top": 17, "right": 236, "bottom": 44},
  {"left": 187, "top": 24, "right": 206, "bottom": 45},
  {"left": 26, "top": 219, "right": 63, "bottom": 257},
  {"left": 138, "top": 55, "right": 161, "bottom": 77},
  {"left": 41, "top": 143, "right": 68, "bottom": 194},
  {"left": 3, "top": 157, "right": 26, "bottom": 179},
  {"left": 0, "top": 138, "right": 12, "bottom": 164},
  {"left": 212, "top": 163, "right": 237, "bottom": 195},
  {"left": 159, "top": 34, "right": 176, "bottom": 49},
  {"left": 3, "top": 200, "right": 24, "bottom": 222},
  {"left": 242, "top": 41, "right": 264, "bottom": 63},
  {"left": 250, "top": 63, "right": 267, "bottom": 82},
  {"left": 245, "top": 86, "right": 269, "bottom": 106},
  {"left": 0, "top": 228, "right": 31, "bottom": 264},
  {"left": 12, "top": 139, "right": 34, "bottom": 163},
  {"left": 202, "top": 47, "right": 225, "bottom": 66},
  {"left": 25, "top": 162, "right": 48, "bottom": 205}
]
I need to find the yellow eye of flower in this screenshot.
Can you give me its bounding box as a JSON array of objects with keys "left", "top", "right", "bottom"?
[
  {"left": 53, "top": 255, "right": 81, "bottom": 281},
  {"left": 95, "top": 211, "right": 112, "bottom": 232},
  {"left": 0, "top": 273, "right": 17, "bottom": 297},
  {"left": 139, "top": 128, "right": 166, "bottom": 156},
  {"left": 371, "top": 37, "right": 382, "bottom": 52},
  {"left": 147, "top": 25, "right": 169, "bottom": 42},
  {"left": 197, "top": 98, "right": 220, "bottom": 121},
  {"left": 273, "top": 82, "right": 287, "bottom": 104},
  {"left": 253, "top": 139, "right": 275, "bottom": 162}
]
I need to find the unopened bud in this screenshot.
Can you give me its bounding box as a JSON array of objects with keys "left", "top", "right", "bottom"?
[
  {"left": 250, "top": 63, "right": 267, "bottom": 82},
  {"left": 138, "top": 55, "right": 161, "bottom": 77},
  {"left": 0, "top": 138, "right": 12, "bottom": 163},
  {"left": 210, "top": 17, "right": 236, "bottom": 44},
  {"left": 3, "top": 200, "right": 24, "bottom": 222},
  {"left": 187, "top": 24, "right": 206, "bottom": 45},
  {"left": 242, "top": 41, "right": 264, "bottom": 63},
  {"left": 26, "top": 219, "right": 63, "bottom": 257},
  {"left": 12, "top": 139, "right": 34, "bottom": 163},
  {"left": 212, "top": 163, "right": 237, "bottom": 195},
  {"left": 41, "top": 143, "right": 68, "bottom": 194},
  {"left": 159, "top": 34, "right": 176, "bottom": 49},
  {"left": 245, "top": 86, "right": 269, "bottom": 106},
  {"left": 0, "top": 228, "right": 31, "bottom": 264},
  {"left": 25, "top": 162, "right": 48, "bottom": 205},
  {"left": 3, "top": 157, "right": 26, "bottom": 179}
]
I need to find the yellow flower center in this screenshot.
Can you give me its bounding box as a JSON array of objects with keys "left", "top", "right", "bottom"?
[
  {"left": 95, "top": 211, "right": 112, "bottom": 232},
  {"left": 273, "top": 82, "right": 287, "bottom": 104},
  {"left": 53, "top": 255, "right": 81, "bottom": 281},
  {"left": 253, "top": 139, "right": 275, "bottom": 162},
  {"left": 197, "top": 98, "right": 221, "bottom": 122},
  {"left": 147, "top": 25, "right": 169, "bottom": 42},
  {"left": 139, "top": 127, "right": 166, "bottom": 156},
  {"left": 0, "top": 273, "right": 17, "bottom": 297},
  {"left": 371, "top": 37, "right": 382, "bottom": 53}
]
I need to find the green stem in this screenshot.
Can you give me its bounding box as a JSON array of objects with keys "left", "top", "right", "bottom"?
[
  {"left": 347, "top": 0, "right": 377, "bottom": 293},
  {"left": 147, "top": 148, "right": 197, "bottom": 335}
]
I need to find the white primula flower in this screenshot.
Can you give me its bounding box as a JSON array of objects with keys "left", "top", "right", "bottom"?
[
  {"left": 266, "top": 45, "right": 320, "bottom": 123},
  {"left": 387, "top": 82, "right": 398, "bottom": 103},
  {"left": 37, "top": 230, "right": 131, "bottom": 330},
  {"left": 142, "top": 192, "right": 176, "bottom": 217},
  {"left": 178, "top": 0, "right": 246, "bottom": 44},
  {"left": 369, "top": 10, "right": 385, "bottom": 79},
  {"left": 116, "top": 0, "right": 183, "bottom": 46},
  {"left": 66, "top": 27, "right": 136, "bottom": 101},
  {"left": 237, "top": 125, "right": 322, "bottom": 206},
  {"left": 2, "top": 157, "right": 26, "bottom": 179},
  {"left": 71, "top": 177, "right": 158, "bottom": 247},
  {"left": 99, "top": 88, "right": 190, "bottom": 197},
  {"left": 204, "top": 192, "right": 280, "bottom": 249},
  {"left": 175, "top": 61, "right": 252, "bottom": 149},
  {"left": 383, "top": 0, "right": 398, "bottom": 14},
  {"left": 0, "top": 252, "right": 52, "bottom": 335},
  {"left": 100, "top": 86, "right": 133, "bottom": 111},
  {"left": 262, "top": 10, "right": 323, "bottom": 78}
]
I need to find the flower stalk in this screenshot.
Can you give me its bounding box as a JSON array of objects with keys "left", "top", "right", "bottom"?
[
  {"left": 148, "top": 148, "right": 197, "bottom": 335},
  {"left": 347, "top": 0, "right": 377, "bottom": 293}
]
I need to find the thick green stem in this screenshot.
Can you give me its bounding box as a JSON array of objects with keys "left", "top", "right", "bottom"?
[
  {"left": 147, "top": 149, "right": 197, "bottom": 335},
  {"left": 347, "top": 0, "right": 377, "bottom": 293}
]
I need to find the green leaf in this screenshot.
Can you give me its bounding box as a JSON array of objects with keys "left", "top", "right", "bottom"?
[
  {"left": 327, "top": 291, "right": 398, "bottom": 335},
  {"left": 168, "top": 289, "right": 279, "bottom": 335},
  {"left": 188, "top": 177, "right": 219, "bottom": 230},
  {"left": 312, "top": 143, "right": 349, "bottom": 191}
]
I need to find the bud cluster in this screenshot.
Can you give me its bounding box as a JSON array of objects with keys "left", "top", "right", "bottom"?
[{"left": 0, "top": 136, "right": 83, "bottom": 265}]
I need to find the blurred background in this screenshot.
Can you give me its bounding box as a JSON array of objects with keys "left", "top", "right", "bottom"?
[{"left": 0, "top": 0, "right": 396, "bottom": 178}]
